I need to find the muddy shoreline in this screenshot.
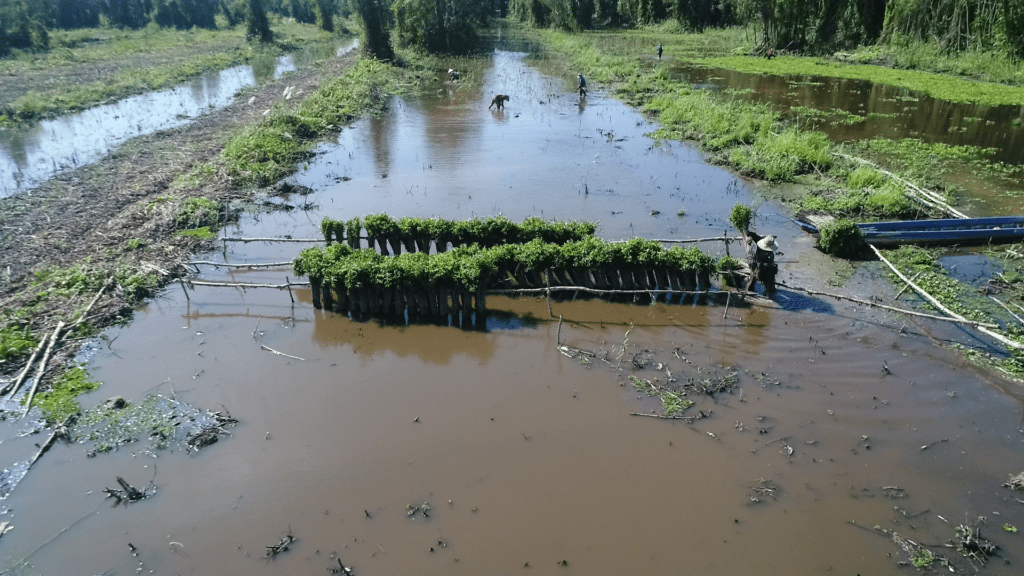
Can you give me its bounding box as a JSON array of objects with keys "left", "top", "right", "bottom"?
[{"left": 0, "top": 48, "right": 361, "bottom": 386}]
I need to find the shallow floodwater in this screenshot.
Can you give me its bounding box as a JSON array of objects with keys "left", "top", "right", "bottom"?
[
  {"left": 1, "top": 50, "right": 1024, "bottom": 576},
  {"left": 675, "top": 65, "right": 1024, "bottom": 214},
  {"left": 0, "top": 40, "right": 357, "bottom": 197}
]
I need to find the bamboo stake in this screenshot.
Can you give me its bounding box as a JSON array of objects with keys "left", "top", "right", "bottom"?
[
  {"left": 22, "top": 321, "right": 65, "bottom": 419},
  {"left": 189, "top": 261, "right": 294, "bottom": 269},
  {"left": 3, "top": 279, "right": 109, "bottom": 399},
  {"left": 187, "top": 280, "right": 309, "bottom": 289},
  {"left": 776, "top": 282, "right": 998, "bottom": 329},
  {"left": 989, "top": 295, "right": 1024, "bottom": 325},
  {"left": 488, "top": 286, "right": 719, "bottom": 297},
  {"left": 221, "top": 237, "right": 323, "bottom": 244},
  {"left": 869, "top": 245, "right": 1024, "bottom": 349},
  {"left": 641, "top": 236, "right": 744, "bottom": 244},
  {"left": 259, "top": 345, "right": 305, "bottom": 361}
]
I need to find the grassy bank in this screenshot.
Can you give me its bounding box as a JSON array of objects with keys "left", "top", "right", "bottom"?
[{"left": 0, "top": 18, "right": 347, "bottom": 123}]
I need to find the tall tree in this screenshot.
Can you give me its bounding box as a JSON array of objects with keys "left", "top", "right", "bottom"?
[
  {"left": 247, "top": 0, "right": 274, "bottom": 42},
  {"left": 393, "top": 0, "right": 489, "bottom": 53},
  {"left": 355, "top": 0, "right": 394, "bottom": 60}
]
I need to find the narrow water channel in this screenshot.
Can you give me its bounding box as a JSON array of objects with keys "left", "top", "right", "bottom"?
[
  {"left": 1, "top": 49, "right": 1023, "bottom": 576},
  {"left": 0, "top": 40, "right": 357, "bottom": 197}
]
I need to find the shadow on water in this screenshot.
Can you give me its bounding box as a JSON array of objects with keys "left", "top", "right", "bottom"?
[{"left": 0, "top": 39, "right": 358, "bottom": 197}]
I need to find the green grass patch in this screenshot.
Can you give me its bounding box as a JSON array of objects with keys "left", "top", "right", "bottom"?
[
  {"left": 1, "top": 20, "right": 347, "bottom": 121},
  {"left": 0, "top": 325, "right": 36, "bottom": 362},
  {"left": 847, "top": 37, "right": 1024, "bottom": 88},
  {"left": 175, "top": 197, "right": 222, "bottom": 228},
  {"left": 699, "top": 55, "right": 1024, "bottom": 107},
  {"left": 28, "top": 365, "right": 100, "bottom": 425},
  {"left": 223, "top": 57, "right": 406, "bottom": 185}
]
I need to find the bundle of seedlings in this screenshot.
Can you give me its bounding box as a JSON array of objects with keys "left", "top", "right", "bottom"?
[{"left": 319, "top": 214, "right": 597, "bottom": 254}]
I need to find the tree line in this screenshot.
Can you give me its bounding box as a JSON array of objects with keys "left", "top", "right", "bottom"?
[
  {"left": 0, "top": 0, "right": 343, "bottom": 54},
  {"left": 2, "top": 0, "right": 1021, "bottom": 62}
]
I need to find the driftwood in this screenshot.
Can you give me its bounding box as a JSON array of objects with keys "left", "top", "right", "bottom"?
[
  {"left": 266, "top": 530, "right": 296, "bottom": 557},
  {"left": 870, "top": 245, "right": 1024, "bottom": 349},
  {"left": 104, "top": 477, "right": 148, "bottom": 503},
  {"left": 776, "top": 282, "right": 999, "bottom": 329},
  {"left": 27, "top": 415, "right": 76, "bottom": 469}
]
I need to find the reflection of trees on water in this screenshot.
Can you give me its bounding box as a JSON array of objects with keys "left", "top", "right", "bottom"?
[
  {"left": 368, "top": 113, "right": 394, "bottom": 178},
  {"left": 251, "top": 54, "right": 277, "bottom": 83}
]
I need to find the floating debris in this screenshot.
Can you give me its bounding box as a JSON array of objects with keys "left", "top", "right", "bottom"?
[
  {"left": 103, "top": 476, "right": 153, "bottom": 503},
  {"left": 266, "top": 529, "right": 296, "bottom": 557}
]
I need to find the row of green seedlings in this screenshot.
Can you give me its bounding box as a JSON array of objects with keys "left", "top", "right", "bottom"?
[
  {"left": 320, "top": 214, "right": 597, "bottom": 255},
  {"left": 293, "top": 237, "right": 718, "bottom": 320}
]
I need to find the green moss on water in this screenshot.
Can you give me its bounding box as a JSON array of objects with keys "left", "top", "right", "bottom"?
[{"left": 28, "top": 365, "right": 100, "bottom": 425}]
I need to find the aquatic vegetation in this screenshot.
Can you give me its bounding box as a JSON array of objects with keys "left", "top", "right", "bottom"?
[{"left": 28, "top": 365, "right": 100, "bottom": 425}]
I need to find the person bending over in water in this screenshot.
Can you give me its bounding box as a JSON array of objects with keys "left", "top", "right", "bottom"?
[{"left": 489, "top": 94, "right": 510, "bottom": 110}]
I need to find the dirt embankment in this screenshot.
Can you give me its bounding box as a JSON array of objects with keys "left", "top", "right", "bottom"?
[{"left": 0, "top": 48, "right": 361, "bottom": 386}]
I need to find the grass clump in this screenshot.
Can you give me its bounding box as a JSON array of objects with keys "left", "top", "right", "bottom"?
[
  {"left": 175, "top": 197, "right": 222, "bottom": 229},
  {"left": 0, "top": 325, "right": 36, "bottom": 362},
  {"left": 175, "top": 226, "right": 217, "bottom": 240},
  {"left": 817, "top": 218, "right": 863, "bottom": 257},
  {"left": 28, "top": 365, "right": 100, "bottom": 425}
]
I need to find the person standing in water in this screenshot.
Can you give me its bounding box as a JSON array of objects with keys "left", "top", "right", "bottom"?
[{"left": 657, "top": 44, "right": 662, "bottom": 59}]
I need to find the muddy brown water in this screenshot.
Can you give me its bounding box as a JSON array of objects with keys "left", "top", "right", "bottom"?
[
  {"left": 2, "top": 51, "right": 1024, "bottom": 575},
  {"left": 0, "top": 40, "right": 357, "bottom": 197}
]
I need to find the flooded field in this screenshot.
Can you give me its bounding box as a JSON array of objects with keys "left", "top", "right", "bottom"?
[
  {"left": 1, "top": 49, "right": 1024, "bottom": 576},
  {"left": 674, "top": 65, "right": 1024, "bottom": 214},
  {"left": 0, "top": 40, "right": 357, "bottom": 197}
]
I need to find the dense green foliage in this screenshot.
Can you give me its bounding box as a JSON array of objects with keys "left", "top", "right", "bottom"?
[
  {"left": 294, "top": 236, "right": 715, "bottom": 292},
  {"left": 355, "top": 0, "right": 395, "bottom": 59},
  {"left": 393, "top": 0, "right": 488, "bottom": 54},
  {"left": 0, "top": 325, "right": 36, "bottom": 362},
  {"left": 322, "top": 214, "right": 597, "bottom": 246},
  {"left": 0, "top": 0, "right": 349, "bottom": 56}
]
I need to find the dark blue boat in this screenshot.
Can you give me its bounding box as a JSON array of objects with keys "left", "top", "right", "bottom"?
[{"left": 795, "top": 215, "right": 1024, "bottom": 246}]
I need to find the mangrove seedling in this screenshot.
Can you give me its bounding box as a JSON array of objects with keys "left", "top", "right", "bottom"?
[{"left": 729, "top": 203, "right": 753, "bottom": 233}]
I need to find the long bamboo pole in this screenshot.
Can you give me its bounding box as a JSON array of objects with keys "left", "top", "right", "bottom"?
[{"left": 870, "top": 245, "right": 1024, "bottom": 349}]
